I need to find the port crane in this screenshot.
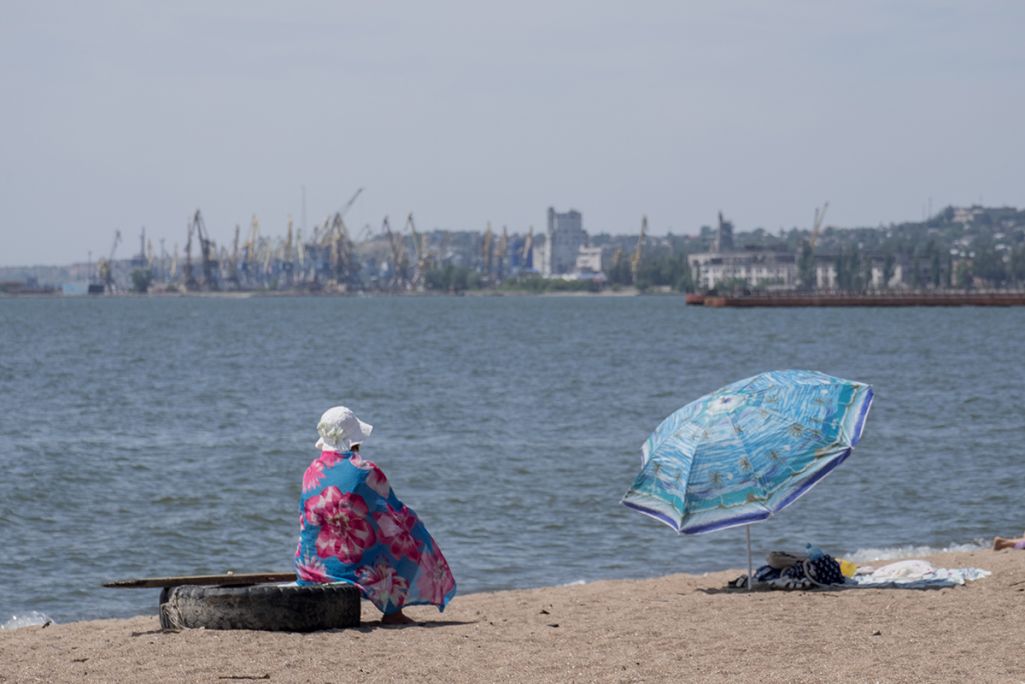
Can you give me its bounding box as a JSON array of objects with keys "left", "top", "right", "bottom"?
[
  {"left": 228, "top": 225, "right": 241, "bottom": 288},
  {"left": 631, "top": 215, "right": 647, "bottom": 283},
  {"left": 521, "top": 227, "right": 534, "bottom": 270},
  {"left": 319, "top": 211, "right": 354, "bottom": 286},
  {"left": 283, "top": 217, "right": 295, "bottom": 285},
  {"left": 481, "top": 223, "right": 494, "bottom": 278},
  {"left": 244, "top": 215, "right": 262, "bottom": 287},
  {"left": 95, "top": 229, "right": 122, "bottom": 293},
  {"left": 405, "top": 213, "right": 428, "bottom": 289},
  {"left": 495, "top": 226, "right": 508, "bottom": 281},
  {"left": 188, "top": 210, "right": 219, "bottom": 290},
  {"left": 610, "top": 247, "right": 625, "bottom": 282},
  {"left": 333, "top": 188, "right": 365, "bottom": 285},
  {"left": 308, "top": 187, "right": 364, "bottom": 288},
  {"left": 339, "top": 187, "right": 364, "bottom": 220},
  {"left": 439, "top": 231, "right": 451, "bottom": 266},
  {"left": 157, "top": 238, "right": 168, "bottom": 282},
  {"left": 130, "top": 227, "right": 148, "bottom": 268},
  {"left": 183, "top": 217, "right": 197, "bottom": 290},
  {"left": 810, "top": 202, "right": 830, "bottom": 250},
  {"left": 382, "top": 216, "right": 407, "bottom": 291}
]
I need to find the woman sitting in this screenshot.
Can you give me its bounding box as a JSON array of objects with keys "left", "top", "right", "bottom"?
[{"left": 295, "top": 406, "right": 457, "bottom": 624}]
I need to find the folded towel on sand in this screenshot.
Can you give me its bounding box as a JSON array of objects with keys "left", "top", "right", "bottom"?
[{"left": 850, "top": 561, "right": 991, "bottom": 589}]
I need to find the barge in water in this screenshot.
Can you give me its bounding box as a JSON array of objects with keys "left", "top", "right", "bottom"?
[{"left": 686, "top": 291, "right": 1025, "bottom": 307}]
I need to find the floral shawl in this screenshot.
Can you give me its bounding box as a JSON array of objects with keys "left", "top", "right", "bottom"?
[{"left": 295, "top": 450, "right": 456, "bottom": 614}]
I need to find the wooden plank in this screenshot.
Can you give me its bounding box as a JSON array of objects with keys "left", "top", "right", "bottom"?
[{"left": 103, "top": 572, "right": 296, "bottom": 588}]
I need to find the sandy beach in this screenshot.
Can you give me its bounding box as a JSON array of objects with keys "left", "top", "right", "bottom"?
[{"left": 2, "top": 548, "right": 1022, "bottom": 683}]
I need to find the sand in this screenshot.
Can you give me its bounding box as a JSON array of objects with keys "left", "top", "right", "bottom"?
[{"left": 2, "top": 549, "right": 1023, "bottom": 683}]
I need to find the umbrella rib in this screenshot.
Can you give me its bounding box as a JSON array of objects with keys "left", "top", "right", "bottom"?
[
  {"left": 645, "top": 403, "right": 714, "bottom": 460},
  {"left": 745, "top": 402, "right": 841, "bottom": 497},
  {"left": 723, "top": 410, "right": 772, "bottom": 515},
  {"left": 747, "top": 401, "right": 841, "bottom": 450},
  {"left": 735, "top": 375, "right": 859, "bottom": 428},
  {"left": 656, "top": 433, "right": 703, "bottom": 523}
]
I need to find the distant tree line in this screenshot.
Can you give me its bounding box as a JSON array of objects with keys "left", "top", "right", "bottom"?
[{"left": 724, "top": 205, "right": 1025, "bottom": 292}]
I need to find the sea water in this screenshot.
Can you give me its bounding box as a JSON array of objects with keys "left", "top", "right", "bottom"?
[{"left": 0, "top": 296, "right": 1022, "bottom": 623}]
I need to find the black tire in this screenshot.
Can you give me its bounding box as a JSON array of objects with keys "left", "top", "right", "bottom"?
[{"left": 159, "top": 583, "right": 361, "bottom": 632}]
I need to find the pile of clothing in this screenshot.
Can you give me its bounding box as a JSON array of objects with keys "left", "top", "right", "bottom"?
[
  {"left": 728, "top": 547, "right": 847, "bottom": 590},
  {"left": 728, "top": 550, "right": 991, "bottom": 591}
]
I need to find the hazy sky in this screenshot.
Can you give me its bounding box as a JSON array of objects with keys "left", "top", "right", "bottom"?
[{"left": 2, "top": 1, "right": 1024, "bottom": 266}]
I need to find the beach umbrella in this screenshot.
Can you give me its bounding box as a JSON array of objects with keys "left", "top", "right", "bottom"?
[{"left": 621, "top": 369, "right": 873, "bottom": 588}]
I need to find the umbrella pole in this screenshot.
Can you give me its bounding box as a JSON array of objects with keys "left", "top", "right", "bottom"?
[{"left": 745, "top": 525, "right": 753, "bottom": 592}]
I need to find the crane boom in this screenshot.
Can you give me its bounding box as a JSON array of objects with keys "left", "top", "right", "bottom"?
[
  {"left": 382, "top": 216, "right": 406, "bottom": 290},
  {"left": 229, "top": 224, "right": 240, "bottom": 288},
  {"left": 189, "top": 209, "right": 218, "bottom": 290},
  {"left": 328, "top": 212, "right": 353, "bottom": 284},
  {"left": 482, "top": 222, "right": 494, "bottom": 276},
  {"left": 496, "top": 226, "right": 508, "bottom": 281},
  {"left": 631, "top": 215, "right": 647, "bottom": 282},
  {"left": 405, "top": 213, "right": 427, "bottom": 288},
  {"left": 184, "top": 219, "right": 196, "bottom": 289},
  {"left": 96, "top": 229, "right": 122, "bottom": 293},
  {"left": 810, "top": 201, "right": 829, "bottom": 250},
  {"left": 109, "top": 229, "right": 122, "bottom": 261},
  {"left": 339, "top": 187, "right": 364, "bottom": 219}
]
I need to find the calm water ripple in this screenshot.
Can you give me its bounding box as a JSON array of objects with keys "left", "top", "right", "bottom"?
[{"left": 1, "top": 296, "right": 1023, "bottom": 622}]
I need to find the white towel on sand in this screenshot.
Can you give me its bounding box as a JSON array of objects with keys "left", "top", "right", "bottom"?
[{"left": 851, "top": 560, "right": 990, "bottom": 589}]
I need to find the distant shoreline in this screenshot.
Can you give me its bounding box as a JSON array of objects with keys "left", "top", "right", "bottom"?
[{"left": 0, "top": 287, "right": 668, "bottom": 299}]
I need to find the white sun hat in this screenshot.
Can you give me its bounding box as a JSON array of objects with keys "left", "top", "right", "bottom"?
[{"left": 315, "top": 406, "right": 374, "bottom": 452}]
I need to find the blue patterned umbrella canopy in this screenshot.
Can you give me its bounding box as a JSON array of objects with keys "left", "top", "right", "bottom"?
[{"left": 622, "top": 370, "right": 873, "bottom": 535}]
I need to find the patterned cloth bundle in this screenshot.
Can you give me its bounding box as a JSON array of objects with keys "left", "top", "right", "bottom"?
[{"left": 728, "top": 547, "right": 846, "bottom": 590}]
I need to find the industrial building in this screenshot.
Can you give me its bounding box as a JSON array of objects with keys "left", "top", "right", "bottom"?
[
  {"left": 540, "top": 207, "right": 586, "bottom": 277},
  {"left": 689, "top": 212, "right": 908, "bottom": 291}
]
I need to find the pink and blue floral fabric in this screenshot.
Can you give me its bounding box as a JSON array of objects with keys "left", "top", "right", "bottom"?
[{"left": 295, "top": 450, "right": 456, "bottom": 614}]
